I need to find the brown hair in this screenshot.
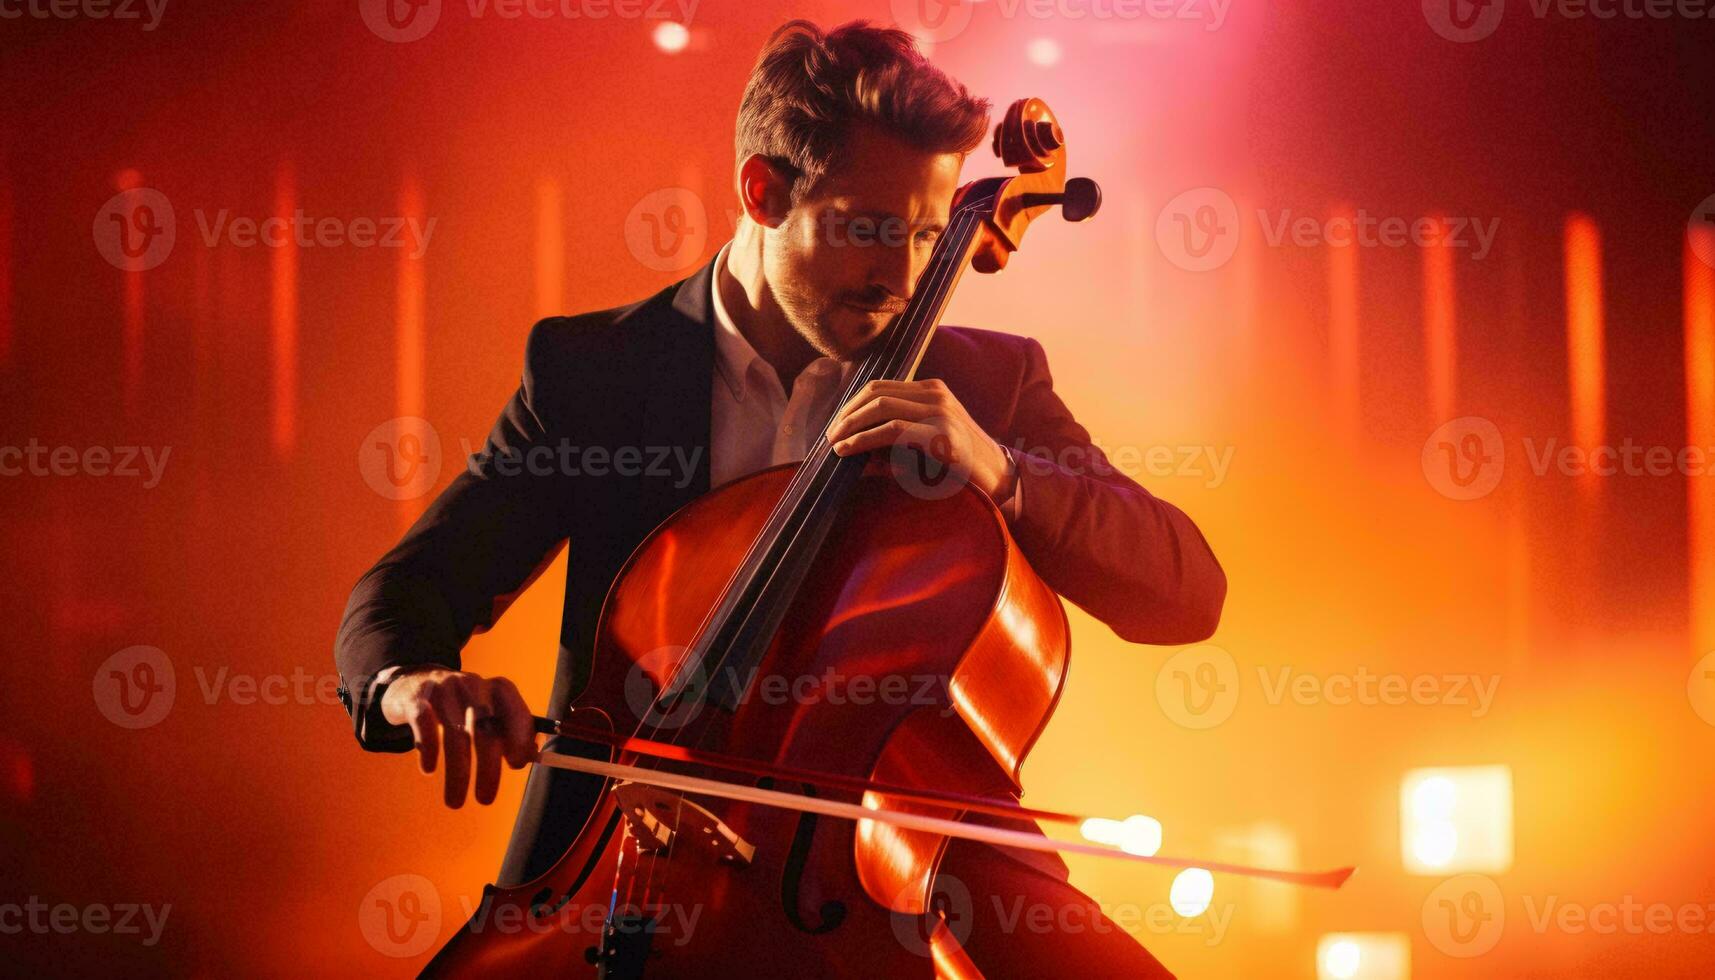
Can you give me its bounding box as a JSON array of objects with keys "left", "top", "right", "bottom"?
[{"left": 735, "top": 20, "right": 992, "bottom": 205}]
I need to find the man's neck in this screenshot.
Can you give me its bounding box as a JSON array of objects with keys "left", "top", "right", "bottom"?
[{"left": 717, "top": 224, "right": 822, "bottom": 391}]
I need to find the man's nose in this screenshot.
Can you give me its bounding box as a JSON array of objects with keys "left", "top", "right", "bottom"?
[{"left": 867, "top": 231, "right": 921, "bottom": 302}]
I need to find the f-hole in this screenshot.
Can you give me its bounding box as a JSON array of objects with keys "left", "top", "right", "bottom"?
[{"left": 761, "top": 777, "right": 847, "bottom": 935}]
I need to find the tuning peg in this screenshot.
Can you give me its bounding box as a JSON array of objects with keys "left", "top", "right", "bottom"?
[
  {"left": 1059, "top": 178, "right": 1101, "bottom": 222},
  {"left": 1019, "top": 177, "right": 1103, "bottom": 222}
]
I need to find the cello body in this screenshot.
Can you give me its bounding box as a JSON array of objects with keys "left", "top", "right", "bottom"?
[{"left": 424, "top": 460, "right": 1070, "bottom": 977}]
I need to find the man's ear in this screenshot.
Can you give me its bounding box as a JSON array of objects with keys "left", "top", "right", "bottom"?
[{"left": 736, "top": 154, "right": 795, "bottom": 229}]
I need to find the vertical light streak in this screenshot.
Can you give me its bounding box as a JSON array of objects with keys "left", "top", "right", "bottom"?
[
  {"left": 1686, "top": 229, "right": 1715, "bottom": 655},
  {"left": 193, "top": 244, "right": 214, "bottom": 500},
  {"left": 397, "top": 173, "right": 428, "bottom": 528},
  {"left": 1328, "top": 204, "right": 1361, "bottom": 439},
  {"left": 123, "top": 275, "right": 145, "bottom": 413},
  {"left": 534, "top": 178, "right": 564, "bottom": 320},
  {"left": 1423, "top": 215, "right": 1458, "bottom": 423},
  {"left": 0, "top": 171, "right": 12, "bottom": 368},
  {"left": 1233, "top": 198, "right": 1257, "bottom": 381},
  {"left": 115, "top": 168, "right": 146, "bottom": 415},
  {"left": 270, "top": 162, "right": 299, "bottom": 458},
  {"left": 1564, "top": 214, "right": 1606, "bottom": 495}
]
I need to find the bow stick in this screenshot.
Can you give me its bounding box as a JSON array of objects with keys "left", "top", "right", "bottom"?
[{"left": 532, "top": 716, "right": 1355, "bottom": 890}]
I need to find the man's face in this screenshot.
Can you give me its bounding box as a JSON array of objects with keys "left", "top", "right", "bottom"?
[{"left": 763, "top": 124, "right": 965, "bottom": 360}]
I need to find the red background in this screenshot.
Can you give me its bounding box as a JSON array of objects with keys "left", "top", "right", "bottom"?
[{"left": 2, "top": 0, "right": 1713, "bottom": 975}]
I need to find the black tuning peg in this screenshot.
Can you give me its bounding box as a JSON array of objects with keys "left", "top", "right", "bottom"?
[{"left": 1019, "top": 178, "right": 1102, "bottom": 222}]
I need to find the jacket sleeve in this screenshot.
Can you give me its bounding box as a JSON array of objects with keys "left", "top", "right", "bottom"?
[
  {"left": 1001, "top": 337, "right": 1226, "bottom": 644},
  {"left": 334, "top": 326, "right": 573, "bottom": 752}
]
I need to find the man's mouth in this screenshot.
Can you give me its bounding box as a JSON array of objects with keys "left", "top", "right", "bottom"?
[{"left": 841, "top": 300, "right": 902, "bottom": 316}]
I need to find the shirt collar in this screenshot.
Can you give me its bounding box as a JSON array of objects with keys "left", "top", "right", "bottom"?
[
  {"left": 709, "top": 241, "right": 856, "bottom": 403},
  {"left": 710, "top": 242, "right": 768, "bottom": 402}
]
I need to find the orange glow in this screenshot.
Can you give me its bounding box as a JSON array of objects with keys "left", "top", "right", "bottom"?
[
  {"left": 270, "top": 162, "right": 299, "bottom": 458},
  {"left": 534, "top": 177, "right": 564, "bottom": 320},
  {"left": 1422, "top": 215, "right": 1458, "bottom": 423},
  {"left": 1687, "top": 231, "right": 1715, "bottom": 654},
  {"left": 9, "top": 13, "right": 1715, "bottom": 980},
  {"left": 1327, "top": 204, "right": 1360, "bottom": 437},
  {"left": 1564, "top": 214, "right": 1606, "bottom": 485}
]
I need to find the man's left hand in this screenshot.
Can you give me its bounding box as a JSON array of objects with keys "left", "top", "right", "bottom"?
[{"left": 826, "top": 378, "right": 1016, "bottom": 504}]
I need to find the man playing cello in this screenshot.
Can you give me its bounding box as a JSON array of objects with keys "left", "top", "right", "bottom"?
[{"left": 335, "top": 20, "right": 1225, "bottom": 975}]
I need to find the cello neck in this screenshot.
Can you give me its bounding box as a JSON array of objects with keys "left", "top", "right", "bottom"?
[{"left": 653, "top": 188, "right": 1000, "bottom": 718}]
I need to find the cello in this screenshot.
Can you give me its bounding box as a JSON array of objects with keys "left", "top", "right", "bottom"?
[{"left": 423, "top": 98, "right": 1345, "bottom": 977}]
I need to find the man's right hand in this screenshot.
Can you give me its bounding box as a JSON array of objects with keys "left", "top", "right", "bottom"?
[{"left": 379, "top": 666, "right": 538, "bottom": 809}]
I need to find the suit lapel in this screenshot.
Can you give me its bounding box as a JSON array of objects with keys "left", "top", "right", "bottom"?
[{"left": 635, "top": 260, "right": 716, "bottom": 526}]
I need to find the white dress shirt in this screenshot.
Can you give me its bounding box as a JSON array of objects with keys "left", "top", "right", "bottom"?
[
  {"left": 707, "top": 243, "right": 858, "bottom": 490},
  {"left": 707, "top": 243, "right": 1019, "bottom": 517}
]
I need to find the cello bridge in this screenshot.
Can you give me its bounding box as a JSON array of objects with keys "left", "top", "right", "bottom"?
[{"left": 611, "top": 780, "right": 756, "bottom": 867}]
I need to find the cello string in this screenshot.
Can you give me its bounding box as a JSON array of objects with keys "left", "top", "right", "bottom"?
[
  {"left": 611, "top": 205, "right": 977, "bottom": 736},
  {"left": 635, "top": 200, "right": 987, "bottom": 745},
  {"left": 617, "top": 196, "right": 993, "bottom": 910},
  {"left": 644, "top": 202, "right": 985, "bottom": 741}
]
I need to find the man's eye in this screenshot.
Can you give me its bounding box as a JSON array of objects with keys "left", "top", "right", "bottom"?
[{"left": 915, "top": 230, "right": 940, "bottom": 247}]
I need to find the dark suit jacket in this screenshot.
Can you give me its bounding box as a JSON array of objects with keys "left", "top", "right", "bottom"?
[{"left": 335, "top": 258, "right": 1226, "bottom": 885}]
